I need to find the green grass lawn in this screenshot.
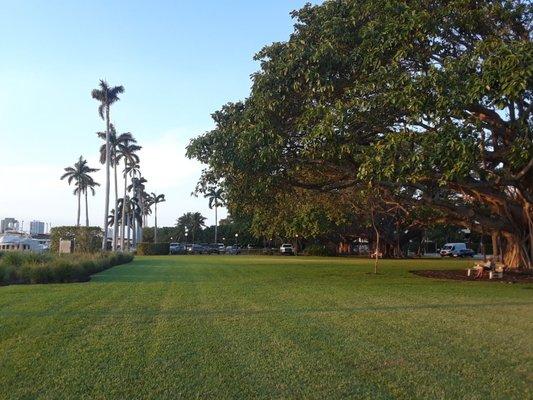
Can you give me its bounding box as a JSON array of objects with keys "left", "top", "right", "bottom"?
[{"left": 0, "top": 256, "right": 531, "bottom": 399}]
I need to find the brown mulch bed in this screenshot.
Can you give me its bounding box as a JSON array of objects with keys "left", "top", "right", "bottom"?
[{"left": 410, "top": 269, "right": 533, "bottom": 283}]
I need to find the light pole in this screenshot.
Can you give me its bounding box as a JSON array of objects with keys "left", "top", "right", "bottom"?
[{"left": 235, "top": 233, "right": 239, "bottom": 246}]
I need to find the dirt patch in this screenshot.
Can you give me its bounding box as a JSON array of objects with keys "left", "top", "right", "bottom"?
[{"left": 411, "top": 269, "right": 533, "bottom": 283}]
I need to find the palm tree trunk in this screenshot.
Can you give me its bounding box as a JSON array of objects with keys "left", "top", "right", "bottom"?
[
  {"left": 214, "top": 205, "right": 218, "bottom": 243},
  {"left": 121, "top": 169, "right": 127, "bottom": 250},
  {"left": 139, "top": 193, "right": 144, "bottom": 243},
  {"left": 127, "top": 215, "right": 131, "bottom": 250},
  {"left": 102, "top": 106, "right": 111, "bottom": 251},
  {"left": 132, "top": 215, "right": 136, "bottom": 247},
  {"left": 113, "top": 159, "right": 118, "bottom": 251},
  {"left": 154, "top": 202, "right": 158, "bottom": 243},
  {"left": 85, "top": 190, "right": 89, "bottom": 227},
  {"left": 77, "top": 190, "right": 81, "bottom": 227}
]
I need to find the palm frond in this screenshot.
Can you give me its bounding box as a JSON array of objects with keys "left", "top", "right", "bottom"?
[
  {"left": 98, "top": 144, "right": 106, "bottom": 164},
  {"left": 110, "top": 85, "right": 125, "bottom": 99},
  {"left": 91, "top": 89, "right": 104, "bottom": 101},
  {"left": 98, "top": 104, "right": 105, "bottom": 120}
]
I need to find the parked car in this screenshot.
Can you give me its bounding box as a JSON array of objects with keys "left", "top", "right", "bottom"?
[
  {"left": 169, "top": 243, "right": 186, "bottom": 255},
  {"left": 198, "top": 243, "right": 211, "bottom": 254},
  {"left": 225, "top": 245, "right": 241, "bottom": 255},
  {"left": 217, "top": 243, "right": 225, "bottom": 253},
  {"left": 454, "top": 248, "right": 476, "bottom": 258},
  {"left": 204, "top": 243, "right": 223, "bottom": 254},
  {"left": 280, "top": 243, "right": 294, "bottom": 255},
  {"left": 440, "top": 243, "right": 468, "bottom": 257},
  {"left": 187, "top": 244, "right": 205, "bottom": 254}
]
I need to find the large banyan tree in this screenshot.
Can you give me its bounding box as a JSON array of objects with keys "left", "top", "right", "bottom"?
[{"left": 188, "top": 0, "right": 532, "bottom": 268}]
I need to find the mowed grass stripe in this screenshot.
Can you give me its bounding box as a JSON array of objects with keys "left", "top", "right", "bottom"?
[{"left": 0, "top": 255, "right": 531, "bottom": 399}]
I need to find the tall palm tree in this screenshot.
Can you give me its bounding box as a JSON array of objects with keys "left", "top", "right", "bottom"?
[
  {"left": 120, "top": 163, "right": 139, "bottom": 248},
  {"left": 141, "top": 190, "right": 152, "bottom": 228},
  {"left": 204, "top": 187, "right": 224, "bottom": 243},
  {"left": 128, "top": 197, "right": 143, "bottom": 246},
  {"left": 79, "top": 175, "right": 100, "bottom": 227},
  {"left": 60, "top": 156, "right": 99, "bottom": 226},
  {"left": 91, "top": 80, "right": 125, "bottom": 250},
  {"left": 128, "top": 176, "right": 147, "bottom": 245},
  {"left": 118, "top": 139, "right": 141, "bottom": 250},
  {"left": 97, "top": 126, "right": 137, "bottom": 250},
  {"left": 149, "top": 193, "right": 166, "bottom": 243}
]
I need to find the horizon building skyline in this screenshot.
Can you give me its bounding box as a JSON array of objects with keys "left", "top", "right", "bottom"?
[
  {"left": 0, "top": 217, "right": 20, "bottom": 233},
  {"left": 30, "top": 220, "right": 46, "bottom": 235}
]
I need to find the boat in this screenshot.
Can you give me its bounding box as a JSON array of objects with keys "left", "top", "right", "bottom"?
[{"left": 0, "top": 231, "right": 45, "bottom": 252}]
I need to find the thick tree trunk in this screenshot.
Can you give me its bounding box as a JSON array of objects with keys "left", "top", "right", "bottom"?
[
  {"left": 102, "top": 107, "right": 111, "bottom": 251},
  {"left": 501, "top": 231, "right": 531, "bottom": 269},
  {"left": 491, "top": 231, "right": 499, "bottom": 261},
  {"left": 495, "top": 202, "right": 532, "bottom": 269},
  {"left": 395, "top": 230, "right": 401, "bottom": 258},
  {"left": 525, "top": 203, "right": 533, "bottom": 269}
]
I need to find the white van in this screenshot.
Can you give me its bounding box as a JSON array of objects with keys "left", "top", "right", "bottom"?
[
  {"left": 280, "top": 243, "right": 294, "bottom": 255},
  {"left": 440, "top": 243, "right": 466, "bottom": 257}
]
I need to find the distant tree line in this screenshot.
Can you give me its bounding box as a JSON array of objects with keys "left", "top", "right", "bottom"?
[{"left": 142, "top": 213, "right": 262, "bottom": 246}]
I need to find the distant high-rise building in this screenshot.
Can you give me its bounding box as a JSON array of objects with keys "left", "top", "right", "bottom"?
[
  {"left": 30, "top": 220, "right": 45, "bottom": 235},
  {"left": 0, "top": 218, "right": 19, "bottom": 233}
]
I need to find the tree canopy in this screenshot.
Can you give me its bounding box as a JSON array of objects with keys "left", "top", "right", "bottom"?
[{"left": 187, "top": 0, "right": 532, "bottom": 268}]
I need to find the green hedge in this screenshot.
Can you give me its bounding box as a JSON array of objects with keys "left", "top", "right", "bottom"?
[
  {"left": 304, "top": 244, "right": 337, "bottom": 257},
  {"left": 136, "top": 242, "right": 170, "bottom": 255},
  {"left": 50, "top": 226, "right": 102, "bottom": 253},
  {"left": 0, "top": 252, "right": 134, "bottom": 285}
]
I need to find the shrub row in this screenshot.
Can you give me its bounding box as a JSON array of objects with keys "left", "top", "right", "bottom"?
[
  {"left": 0, "top": 252, "right": 134, "bottom": 285},
  {"left": 304, "top": 244, "right": 337, "bottom": 257},
  {"left": 136, "top": 242, "right": 170, "bottom": 255}
]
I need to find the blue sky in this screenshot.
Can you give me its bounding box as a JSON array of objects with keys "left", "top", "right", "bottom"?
[{"left": 0, "top": 0, "right": 319, "bottom": 229}]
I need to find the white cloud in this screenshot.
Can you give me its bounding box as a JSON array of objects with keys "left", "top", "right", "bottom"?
[{"left": 139, "top": 129, "right": 200, "bottom": 191}]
